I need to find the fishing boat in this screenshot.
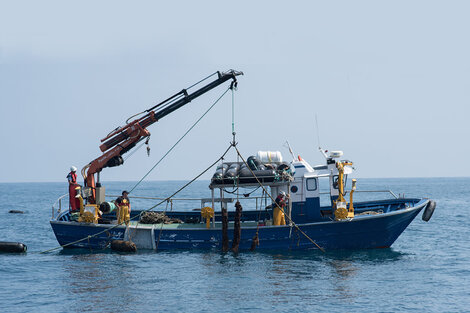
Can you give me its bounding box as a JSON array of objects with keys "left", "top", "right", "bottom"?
[{"left": 49, "top": 70, "right": 436, "bottom": 252}]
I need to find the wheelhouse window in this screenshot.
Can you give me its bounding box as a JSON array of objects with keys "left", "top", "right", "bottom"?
[{"left": 306, "top": 178, "right": 317, "bottom": 191}]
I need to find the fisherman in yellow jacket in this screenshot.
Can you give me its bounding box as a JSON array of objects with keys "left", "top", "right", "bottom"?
[
  {"left": 273, "top": 191, "right": 288, "bottom": 226},
  {"left": 116, "top": 190, "right": 131, "bottom": 225}
]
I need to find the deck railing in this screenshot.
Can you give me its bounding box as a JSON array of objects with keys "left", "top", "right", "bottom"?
[
  {"left": 52, "top": 189, "right": 399, "bottom": 219},
  {"left": 351, "top": 189, "right": 399, "bottom": 199},
  {"left": 321, "top": 189, "right": 399, "bottom": 199},
  {"left": 106, "top": 194, "right": 269, "bottom": 212},
  {"left": 51, "top": 193, "right": 69, "bottom": 219}
]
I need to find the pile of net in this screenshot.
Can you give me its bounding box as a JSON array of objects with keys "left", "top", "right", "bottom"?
[{"left": 139, "top": 212, "right": 183, "bottom": 224}]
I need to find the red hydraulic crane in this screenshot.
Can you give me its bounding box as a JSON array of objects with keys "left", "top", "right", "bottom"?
[{"left": 81, "top": 70, "right": 243, "bottom": 203}]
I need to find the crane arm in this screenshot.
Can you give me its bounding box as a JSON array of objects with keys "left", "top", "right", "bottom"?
[
  {"left": 84, "top": 70, "right": 243, "bottom": 203},
  {"left": 99, "top": 70, "right": 242, "bottom": 153}
]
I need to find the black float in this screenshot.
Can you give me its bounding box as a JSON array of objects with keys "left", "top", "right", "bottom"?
[{"left": 0, "top": 242, "right": 27, "bottom": 253}]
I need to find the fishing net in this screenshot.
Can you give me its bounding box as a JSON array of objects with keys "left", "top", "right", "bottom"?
[{"left": 139, "top": 212, "right": 183, "bottom": 224}]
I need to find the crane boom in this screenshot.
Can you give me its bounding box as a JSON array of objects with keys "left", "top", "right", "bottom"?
[{"left": 83, "top": 70, "right": 243, "bottom": 203}]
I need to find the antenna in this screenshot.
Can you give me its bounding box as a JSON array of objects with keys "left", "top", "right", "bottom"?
[
  {"left": 284, "top": 140, "right": 296, "bottom": 162},
  {"left": 315, "top": 114, "right": 328, "bottom": 159},
  {"left": 315, "top": 114, "right": 321, "bottom": 149}
]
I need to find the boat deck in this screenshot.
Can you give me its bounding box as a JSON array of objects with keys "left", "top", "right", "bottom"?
[{"left": 128, "top": 220, "right": 261, "bottom": 229}]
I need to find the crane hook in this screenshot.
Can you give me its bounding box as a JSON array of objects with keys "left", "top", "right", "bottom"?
[{"left": 145, "top": 137, "right": 151, "bottom": 157}]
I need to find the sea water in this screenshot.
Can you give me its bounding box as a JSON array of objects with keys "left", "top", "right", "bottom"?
[{"left": 1, "top": 178, "right": 469, "bottom": 313}]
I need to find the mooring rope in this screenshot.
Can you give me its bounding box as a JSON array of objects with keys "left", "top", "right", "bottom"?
[
  {"left": 155, "top": 200, "right": 170, "bottom": 251},
  {"left": 40, "top": 144, "right": 235, "bottom": 254},
  {"left": 234, "top": 146, "right": 325, "bottom": 252}
]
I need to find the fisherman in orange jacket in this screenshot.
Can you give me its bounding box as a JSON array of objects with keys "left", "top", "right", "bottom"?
[{"left": 67, "top": 166, "right": 80, "bottom": 212}]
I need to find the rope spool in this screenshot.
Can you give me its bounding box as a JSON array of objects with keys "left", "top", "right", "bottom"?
[
  {"left": 78, "top": 205, "right": 99, "bottom": 223},
  {"left": 201, "top": 207, "right": 214, "bottom": 229},
  {"left": 334, "top": 207, "right": 348, "bottom": 220}
]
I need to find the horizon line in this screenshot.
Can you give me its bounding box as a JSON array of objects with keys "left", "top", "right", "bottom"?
[{"left": 1, "top": 176, "right": 469, "bottom": 184}]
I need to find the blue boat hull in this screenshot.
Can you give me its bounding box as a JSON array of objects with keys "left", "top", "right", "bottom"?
[{"left": 50, "top": 199, "right": 428, "bottom": 251}]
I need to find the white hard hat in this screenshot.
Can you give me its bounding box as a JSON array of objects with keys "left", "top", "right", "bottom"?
[
  {"left": 70, "top": 166, "right": 77, "bottom": 172},
  {"left": 280, "top": 191, "right": 286, "bottom": 196}
]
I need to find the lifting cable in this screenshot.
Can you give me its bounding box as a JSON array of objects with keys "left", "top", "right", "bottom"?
[
  {"left": 123, "top": 141, "right": 146, "bottom": 161},
  {"left": 234, "top": 145, "right": 325, "bottom": 252},
  {"left": 40, "top": 143, "right": 235, "bottom": 254},
  {"left": 127, "top": 86, "right": 232, "bottom": 194},
  {"left": 231, "top": 84, "right": 239, "bottom": 203}
]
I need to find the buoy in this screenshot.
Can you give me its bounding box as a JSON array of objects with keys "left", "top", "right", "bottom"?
[
  {"left": 422, "top": 200, "right": 436, "bottom": 222},
  {"left": 221, "top": 208, "right": 229, "bottom": 252},
  {"left": 0, "top": 242, "right": 27, "bottom": 253},
  {"left": 231, "top": 201, "right": 242, "bottom": 253},
  {"left": 8, "top": 210, "right": 24, "bottom": 214},
  {"left": 111, "top": 240, "right": 137, "bottom": 252}
]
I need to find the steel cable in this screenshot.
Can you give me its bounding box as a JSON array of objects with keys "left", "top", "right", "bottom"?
[{"left": 127, "top": 86, "right": 231, "bottom": 194}]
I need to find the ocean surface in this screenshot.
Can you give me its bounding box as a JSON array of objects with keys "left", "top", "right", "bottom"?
[{"left": 1, "top": 178, "right": 469, "bottom": 313}]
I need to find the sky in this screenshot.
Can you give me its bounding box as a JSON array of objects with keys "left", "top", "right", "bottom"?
[{"left": 1, "top": 0, "right": 469, "bottom": 183}]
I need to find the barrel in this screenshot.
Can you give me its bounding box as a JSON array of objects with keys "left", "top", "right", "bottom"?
[
  {"left": 99, "top": 201, "right": 117, "bottom": 214},
  {"left": 247, "top": 156, "right": 262, "bottom": 170},
  {"left": 239, "top": 164, "right": 252, "bottom": 177},
  {"left": 257, "top": 151, "right": 283, "bottom": 163},
  {"left": 212, "top": 163, "right": 229, "bottom": 180},
  {"left": 225, "top": 163, "right": 240, "bottom": 178}
]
